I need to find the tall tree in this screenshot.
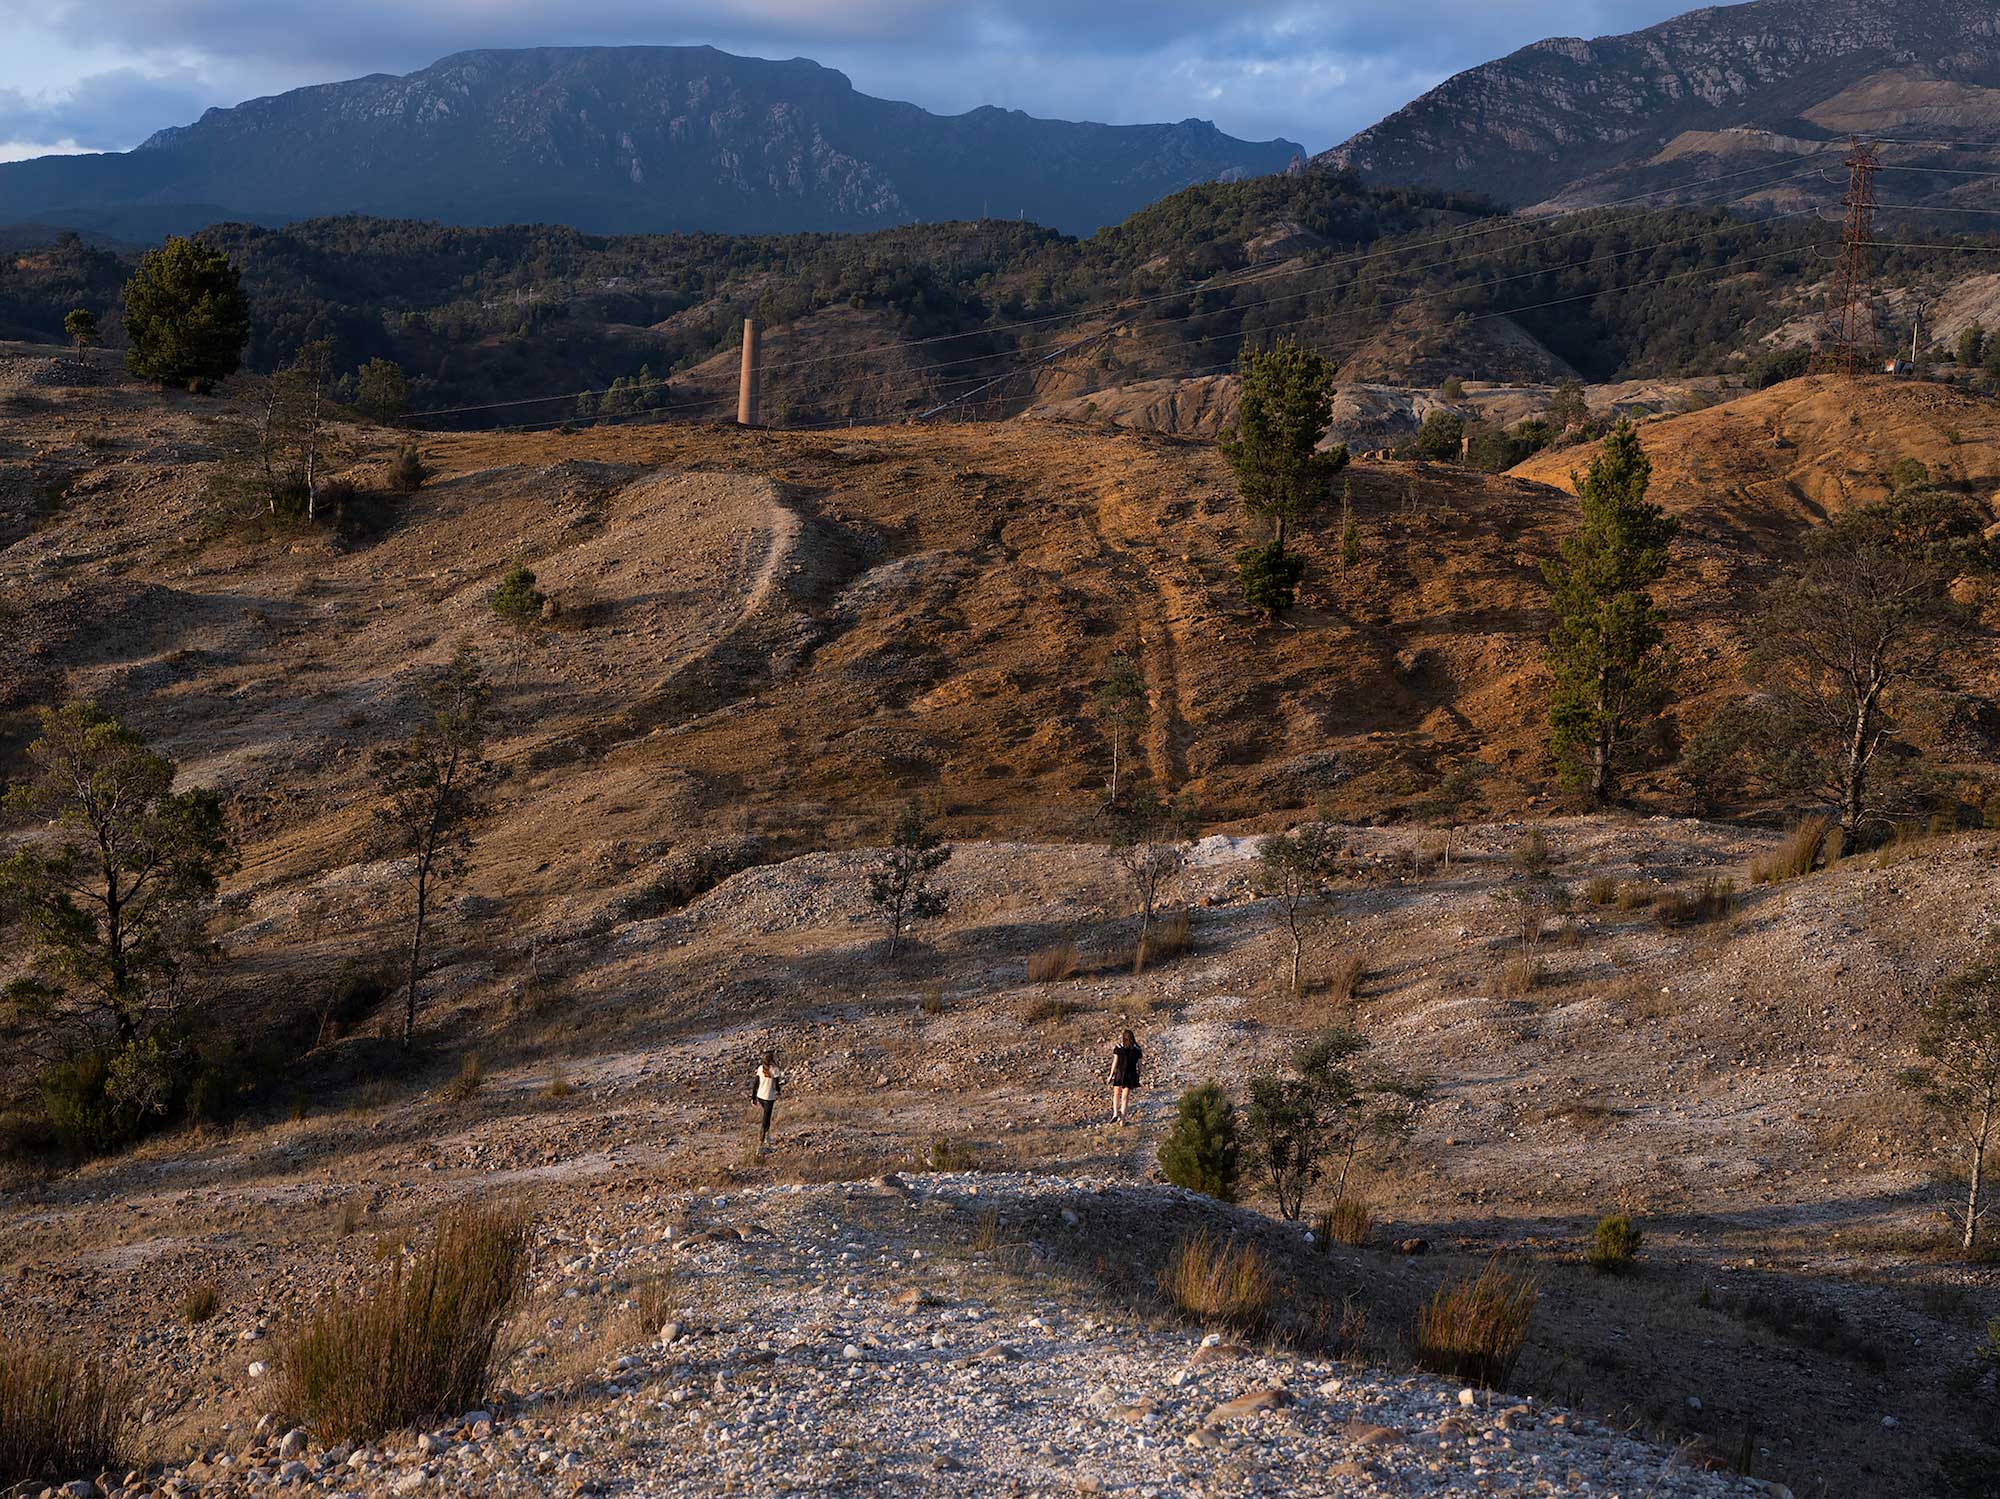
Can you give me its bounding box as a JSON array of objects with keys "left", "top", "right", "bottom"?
[
  {"left": 354, "top": 357, "right": 411, "bottom": 422},
  {"left": 375, "top": 654, "right": 491, "bottom": 1049},
  {"left": 1244, "top": 1028, "right": 1429, "bottom": 1220},
  {"left": 1092, "top": 651, "right": 1147, "bottom": 806},
  {"left": 1220, "top": 340, "right": 1348, "bottom": 618},
  {"left": 1899, "top": 955, "right": 2000, "bottom": 1252},
  {"left": 1746, "top": 489, "right": 1988, "bottom": 837},
  {"left": 1257, "top": 822, "right": 1341, "bottom": 999},
  {"left": 1542, "top": 421, "right": 1679, "bottom": 801},
  {"left": 865, "top": 799, "right": 952, "bottom": 959},
  {"left": 0, "top": 702, "right": 234, "bottom": 1055},
  {"left": 121, "top": 236, "right": 250, "bottom": 392}
]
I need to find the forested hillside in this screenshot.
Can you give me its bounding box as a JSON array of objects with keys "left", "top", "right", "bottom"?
[{"left": 5, "top": 168, "right": 1994, "bottom": 426}]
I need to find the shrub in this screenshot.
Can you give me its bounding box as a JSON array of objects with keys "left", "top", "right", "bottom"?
[
  {"left": 1235, "top": 541, "right": 1306, "bottom": 617},
  {"left": 38, "top": 1052, "right": 128, "bottom": 1156},
  {"left": 1159, "top": 1230, "right": 1273, "bottom": 1333},
  {"left": 1582, "top": 874, "right": 1618, "bottom": 906},
  {"left": 1158, "top": 1083, "right": 1240, "bottom": 1201},
  {"left": 917, "top": 984, "right": 947, "bottom": 1016},
  {"left": 0, "top": 1337, "right": 130, "bottom": 1485},
  {"left": 1139, "top": 909, "right": 1193, "bottom": 967},
  {"left": 388, "top": 443, "right": 431, "bottom": 495},
  {"left": 178, "top": 1283, "right": 221, "bottom": 1325},
  {"left": 542, "top": 1069, "right": 572, "bottom": 1100},
  {"left": 279, "top": 1202, "right": 533, "bottom": 1444},
  {"left": 1026, "top": 940, "right": 1079, "bottom": 984},
  {"left": 1414, "top": 1261, "right": 1539, "bottom": 1389},
  {"left": 1614, "top": 882, "right": 1650, "bottom": 911},
  {"left": 1498, "top": 955, "right": 1545, "bottom": 998},
  {"left": 1587, "top": 1215, "right": 1643, "bottom": 1274},
  {"left": 443, "top": 1054, "right": 484, "bottom": 1104},
  {"left": 490, "top": 564, "right": 546, "bottom": 633},
  {"left": 1321, "top": 1197, "right": 1373, "bottom": 1248},
  {"left": 1510, "top": 829, "right": 1552, "bottom": 875},
  {"left": 1750, "top": 816, "right": 1832, "bottom": 884}
]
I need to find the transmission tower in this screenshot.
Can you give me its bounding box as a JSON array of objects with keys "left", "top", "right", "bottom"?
[{"left": 1811, "top": 138, "right": 1881, "bottom": 377}]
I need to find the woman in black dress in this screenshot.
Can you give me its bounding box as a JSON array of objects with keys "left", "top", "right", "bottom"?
[{"left": 1107, "top": 1029, "right": 1142, "bottom": 1125}]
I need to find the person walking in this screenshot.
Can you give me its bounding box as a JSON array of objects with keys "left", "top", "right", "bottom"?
[
  {"left": 752, "top": 1050, "right": 782, "bottom": 1150},
  {"left": 1107, "top": 1029, "right": 1142, "bottom": 1126}
]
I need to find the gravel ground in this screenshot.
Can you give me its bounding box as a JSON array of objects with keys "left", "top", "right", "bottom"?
[{"left": 65, "top": 1174, "right": 1785, "bottom": 1499}]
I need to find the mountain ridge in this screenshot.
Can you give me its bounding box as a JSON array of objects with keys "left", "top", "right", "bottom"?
[
  {"left": 0, "top": 45, "right": 1303, "bottom": 240},
  {"left": 1314, "top": 0, "right": 2000, "bottom": 210}
]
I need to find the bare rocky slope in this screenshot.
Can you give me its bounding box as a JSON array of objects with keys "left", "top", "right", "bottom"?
[{"left": 2, "top": 359, "right": 1998, "bottom": 1497}]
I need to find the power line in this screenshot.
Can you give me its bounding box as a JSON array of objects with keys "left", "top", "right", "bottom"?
[{"left": 399, "top": 153, "right": 1836, "bottom": 426}]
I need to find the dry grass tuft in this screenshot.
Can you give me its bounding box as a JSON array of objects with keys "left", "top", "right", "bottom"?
[
  {"left": 1319, "top": 1198, "right": 1374, "bottom": 1248},
  {"left": 1138, "top": 910, "right": 1193, "bottom": 969},
  {"left": 1750, "top": 816, "right": 1833, "bottom": 884},
  {"left": 279, "top": 1202, "right": 533, "bottom": 1444},
  {"left": 541, "top": 1068, "right": 572, "bottom": 1100},
  {"left": 443, "top": 1053, "right": 484, "bottom": 1104},
  {"left": 1651, "top": 875, "right": 1737, "bottom": 927},
  {"left": 1414, "top": 1260, "right": 1539, "bottom": 1389},
  {"left": 1582, "top": 874, "right": 1618, "bottom": 906},
  {"left": 1160, "top": 1230, "right": 1274, "bottom": 1334},
  {"left": 629, "top": 1271, "right": 676, "bottom": 1338},
  {"left": 1614, "top": 882, "right": 1651, "bottom": 911},
  {"left": 1026, "top": 940, "right": 1079, "bottom": 984},
  {"left": 918, "top": 983, "right": 947, "bottom": 1016},
  {"left": 1023, "top": 996, "right": 1083, "bottom": 1026},
  {"left": 926, "top": 1136, "right": 978, "bottom": 1172},
  {"left": 1498, "top": 955, "right": 1546, "bottom": 999},
  {"left": 0, "top": 1337, "right": 131, "bottom": 1485},
  {"left": 178, "top": 1283, "right": 221, "bottom": 1325},
  {"left": 1324, "top": 951, "right": 1367, "bottom": 1006}
]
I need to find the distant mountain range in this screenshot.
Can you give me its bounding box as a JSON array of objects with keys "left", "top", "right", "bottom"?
[
  {"left": 0, "top": 46, "right": 1303, "bottom": 241},
  {"left": 1315, "top": 0, "right": 2000, "bottom": 212}
]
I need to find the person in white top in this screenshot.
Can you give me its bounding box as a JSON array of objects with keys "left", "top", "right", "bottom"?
[{"left": 753, "top": 1050, "right": 782, "bottom": 1150}]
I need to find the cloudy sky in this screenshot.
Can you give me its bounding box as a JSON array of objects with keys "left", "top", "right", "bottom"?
[{"left": 0, "top": 0, "right": 1700, "bottom": 162}]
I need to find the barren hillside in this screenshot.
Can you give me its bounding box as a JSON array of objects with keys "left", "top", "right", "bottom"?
[{"left": 3, "top": 359, "right": 1999, "bottom": 1498}]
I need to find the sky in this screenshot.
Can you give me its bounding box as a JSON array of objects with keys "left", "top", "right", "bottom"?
[{"left": 0, "top": 0, "right": 1705, "bottom": 163}]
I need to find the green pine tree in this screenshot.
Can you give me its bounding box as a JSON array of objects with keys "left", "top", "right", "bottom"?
[
  {"left": 1220, "top": 340, "right": 1348, "bottom": 618},
  {"left": 121, "top": 237, "right": 250, "bottom": 392},
  {"left": 1542, "top": 421, "right": 1679, "bottom": 801}
]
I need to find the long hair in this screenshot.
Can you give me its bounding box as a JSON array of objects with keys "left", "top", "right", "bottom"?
[
  {"left": 1120, "top": 1029, "right": 1135, "bottom": 1048},
  {"left": 761, "top": 1048, "right": 775, "bottom": 1072}
]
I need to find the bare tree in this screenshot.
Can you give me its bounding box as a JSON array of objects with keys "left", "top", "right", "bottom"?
[
  {"left": 1900, "top": 956, "right": 2000, "bottom": 1252},
  {"left": 1257, "top": 822, "right": 1341, "bottom": 998},
  {"left": 375, "top": 653, "right": 490, "bottom": 1049},
  {"left": 1748, "top": 491, "right": 1990, "bottom": 837},
  {"left": 274, "top": 339, "right": 335, "bottom": 521},
  {"left": 1109, "top": 788, "right": 1198, "bottom": 959}
]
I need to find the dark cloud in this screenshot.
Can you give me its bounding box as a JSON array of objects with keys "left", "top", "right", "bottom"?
[{"left": 17, "top": 0, "right": 1700, "bottom": 154}]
